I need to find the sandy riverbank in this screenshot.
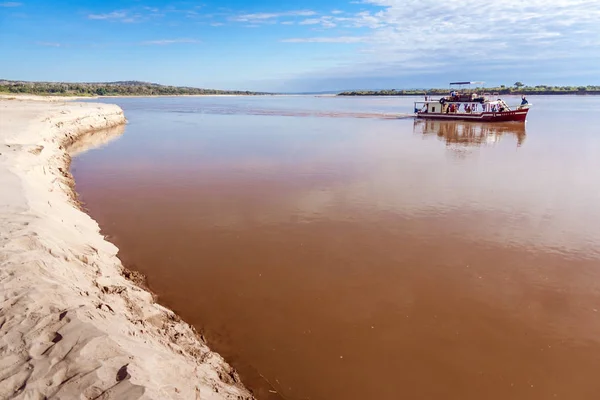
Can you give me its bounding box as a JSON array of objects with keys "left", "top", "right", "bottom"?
[{"left": 0, "top": 97, "right": 253, "bottom": 399}]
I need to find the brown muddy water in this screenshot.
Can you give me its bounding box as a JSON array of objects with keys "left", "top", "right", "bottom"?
[{"left": 72, "top": 96, "right": 600, "bottom": 400}]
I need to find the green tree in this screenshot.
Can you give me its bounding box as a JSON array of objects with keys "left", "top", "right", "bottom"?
[{"left": 514, "top": 82, "right": 524, "bottom": 88}]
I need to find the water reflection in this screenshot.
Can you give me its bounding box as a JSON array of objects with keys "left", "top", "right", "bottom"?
[
  {"left": 67, "top": 124, "right": 126, "bottom": 157},
  {"left": 414, "top": 119, "right": 526, "bottom": 147}
]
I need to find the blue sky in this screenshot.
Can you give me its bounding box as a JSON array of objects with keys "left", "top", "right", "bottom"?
[{"left": 1, "top": 0, "right": 599, "bottom": 91}]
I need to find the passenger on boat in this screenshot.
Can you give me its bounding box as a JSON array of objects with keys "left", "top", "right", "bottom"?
[{"left": 521, "top": 95, "right": 528, "bottom": 105}]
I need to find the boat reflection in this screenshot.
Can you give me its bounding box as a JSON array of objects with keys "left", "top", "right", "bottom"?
[{"left": 413, "top": 119, "right": 526, "bottom": 148}]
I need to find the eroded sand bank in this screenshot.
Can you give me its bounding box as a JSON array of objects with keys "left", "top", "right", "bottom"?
[{"left": 0, "top": 96, "right": 253, "bottom": 399}]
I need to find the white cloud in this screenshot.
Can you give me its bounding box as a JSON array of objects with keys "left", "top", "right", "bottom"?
[
  {"left": 288, "top": 10, "right": 316, "bottom": 17},
  {"left": 88, "top": 11, "right": 127, "bottom": 20},
  {"left": 35, "top": 41, "right": 61, "bottom": 47},
  {"left": 87, "top": 6, "right": 175, "bottom": 22},
  {"left": 0, "top": 2, "right": 21, "bottom": 6},
  {"left": 286, "top": 0, "right": 600, "bottom": 73},
  {"left": 235, "top": 12, "right": 277, "bottom": 21},
  {"left": 282, "top": 36, "right": 366, "bottom": 43},
  {"left": 299, "top": 16, "right": 336, "bottom": 28},
  {"left": 141, "top": 39, "right": 200, "bottom": 45},
  {"left": 232, "top": 9, "right": 316, "bottom": 23},
  {"left": 299, "top": 18, "right": 320, "bottom": 25},
  {"left": 356, "top": 0, "right": 600, "bottom": 52}
]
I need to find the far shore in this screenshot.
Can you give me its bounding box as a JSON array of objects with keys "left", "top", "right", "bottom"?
[
  {"left": 0, "top": 93, "right": 325, "bottom": 100},
  {"left": 3, "top": 92, "right": 600, "bottom": 102},
  {"left": 3, "top": 79, "right": 599, "bottom": 98}
]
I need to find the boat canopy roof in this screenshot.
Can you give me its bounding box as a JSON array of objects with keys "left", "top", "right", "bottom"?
[
  {"left": 450, "top": 81, "right": 484, "bottom": 86},
  {"left": 414, "top": 99, "right": 504, "bottom": 105}
]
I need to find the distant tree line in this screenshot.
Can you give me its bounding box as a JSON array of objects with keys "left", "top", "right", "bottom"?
[
  {"left": 338, "top": 84, "right": 600, "bottom": 96},
  {"left": 0, "top": 80, "right": 269, "bottom": 96}
]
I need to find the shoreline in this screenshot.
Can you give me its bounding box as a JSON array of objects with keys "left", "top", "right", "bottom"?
[
  {"left": 337, "top": 92, "right": 600, "bottom": 97},
  {"left": 4, "top": 92, "right": 600, "bottom": 101},
  {"left": 0, "top": 96, "right": 253, "bottom": 399}
]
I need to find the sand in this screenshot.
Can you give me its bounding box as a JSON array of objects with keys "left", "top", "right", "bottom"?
[{"left": 0, "top": 96, "right": 253, "bottom": 399}]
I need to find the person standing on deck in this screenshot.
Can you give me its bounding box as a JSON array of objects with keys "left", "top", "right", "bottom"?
[{"left": 521, "top": 95, "right": 528, "bottom": 105}]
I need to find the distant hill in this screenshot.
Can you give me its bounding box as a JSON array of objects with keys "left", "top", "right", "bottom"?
[{"left": 0, "top": 80, "right": 270, "bottom": 96}]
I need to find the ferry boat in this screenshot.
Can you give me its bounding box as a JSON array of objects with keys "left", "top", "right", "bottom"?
[{"left": 414, "top": 82, "right": 531, "bottom": 122}]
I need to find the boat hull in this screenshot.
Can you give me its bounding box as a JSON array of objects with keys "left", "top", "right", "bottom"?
[{"left": 416, "top": 108, "right": 529, "bottom": 122}]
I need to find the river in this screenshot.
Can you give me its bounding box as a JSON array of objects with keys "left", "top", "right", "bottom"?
[{"left": 72, "top": 95, "right": 600, "bottom": 400}]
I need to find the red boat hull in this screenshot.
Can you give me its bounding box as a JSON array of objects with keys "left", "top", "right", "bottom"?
[{"left": 416, "top": 108, "right": 529, "bottom": 122}]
